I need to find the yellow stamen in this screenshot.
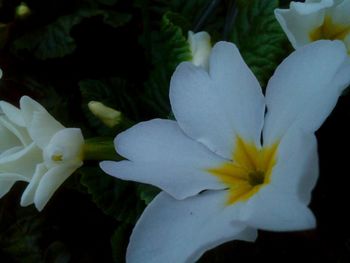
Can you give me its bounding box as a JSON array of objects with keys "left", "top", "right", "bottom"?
[
  {"left": 207, "top": 136, "right": 278, "bottom": 205},
  {"left": 52, "top": 154, "right": 63, "bottom": 162},
  {"left": 309, "top": 16, "right": 350, "bottom": 42}
]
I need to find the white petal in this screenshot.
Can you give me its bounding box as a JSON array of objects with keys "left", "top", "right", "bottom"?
[
  {"left": 170, "top": 42, "right": 265, "bottom": 159},
  {"left": 0, "top": 180, "right": 15, "bottom": 198},
  {"left": 0, "top": 101, "right": 25, "bottom": 126},
  {"left": 329, "top": 0, "right": 350, "bottom": 25},
  {"left": 263, "top": 40, "right": 350, "bottom": 144},
  {"left": 101, "top": 160, "right": 226, "bottom": 200},
  {"left": 115, "top": 119, "right": 223, "bottom": 164},
  {"left": 0, "top": 146, "right": 22, "bottom": 159},
  {"left": 275, "top": 1, "right": 332, "bottom": 48},
  {"left": 44, "top": 128, "right": 84, "bottom": 167},
  {"left": 127, "top": 191, "right": 257, "bottom": 263},
  {"left": 208, "top": 42, "right": 265, "bottom": 147},
  {"left": 0, "top": 122, "right": 22, "bottom": 152},
  {"left": 34, "top": 162, "right": 82, "bottom": 211},
  {"left": 269, "top": 127, "right": 319, "bottom": 205},
  {"left": 0, "top": 173, "right": 28, "bottom": 198},
  {"left": 238, "top": 186, "right": 316, "bottom": 231},
  {"left": 0, "top": 116, "right": 32, "bottom": 146},
  {"left": 20, "top": 163, "right": 47, "bottom": 206},
  {"left": 0, "top": 143, "right": 43, "bottom": 180},
  {"left": 100, "top": 119, "right": 226, "bottom": 199},
  {"left": 292, "top": 0, "right": 333, "bottom": 14},
  {"left": 20, "top": 96, "right": 65, "bottom": 148}
]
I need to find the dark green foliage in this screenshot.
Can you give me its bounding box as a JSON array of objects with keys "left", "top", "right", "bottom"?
[
  {"left": 143, "top": 11, "right": 192, "bottom": 116},
  {"left": 12, "top": 9, "right": 131, "bottom": 60},
  {"left": 80, "top": 166, "right": 144, "bottom": 223},
  {"left": 231, "top": 0, "right": 290, "bottom": 87}
]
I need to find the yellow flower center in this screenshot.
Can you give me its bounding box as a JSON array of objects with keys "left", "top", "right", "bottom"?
[
  {"left": 207, "top": 136, "right": 279, "bottom": 205},
  {"left": 309, "top": 16, "right": 350, "bottom": 42},
  {"left": 52, "top": 154, "right": 63, "bottom": 162}
]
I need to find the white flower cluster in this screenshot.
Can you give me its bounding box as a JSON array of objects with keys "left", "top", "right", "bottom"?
[{"left": 0, "top": 96, "right": 84, "bottom": 211}]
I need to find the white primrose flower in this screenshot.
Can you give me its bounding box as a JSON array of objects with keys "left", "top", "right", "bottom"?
[
  {"left": 187, "top": 31, "right": 211, "bottom": 69},
  {"left": 275, "top": 0, "right": 350, "bottom": 51},
  {"left": 101, "top": 40, "right": 350, "bottom": 263},
  {"left": 0, "top": 96, "right": 84, "bottom": 211}
]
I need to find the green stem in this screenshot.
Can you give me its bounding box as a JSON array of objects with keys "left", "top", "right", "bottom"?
[{"left": 83, "top": 137, "right": 121, "bottom": 161}]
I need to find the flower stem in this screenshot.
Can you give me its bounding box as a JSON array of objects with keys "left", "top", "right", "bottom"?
[{"left": 83, "top": 137, "right": 121, "bottom": 161}]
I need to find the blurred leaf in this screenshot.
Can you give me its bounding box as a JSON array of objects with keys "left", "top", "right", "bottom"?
[
  {"left": 110, "top": 222, "right": 131, "bottom": 263},
  {"left": 44, "top": 241, "right": 71, "bottom": 263},
  {"left": 230, "top": 0, "right": 289, "bottom": 87},
  {"left": 102, "top": 11, "right": 131, "bottom": 28},
  {"left": 80, "top": 166, "right": 144, "bottom": 223},
  {"left": 137, "top": 184, "right": 160, "bottom": 205},
  {"left": 143, "top": 11, "right": 191, "bottom": 116},
  {"left": 97, "top": 0, "right": 119, "bottom": 6},
  {"left": 140, "top": 0, "right": 210, "bottom": 24},
  {"left": 0, "top": 208, "right": 45, "bottom": 263},
  {"left": 0, "top": 22, "right": 9, "bottom": 49},
  {"left": 12, "top": 9, "right": 131, "bottom": 60}
]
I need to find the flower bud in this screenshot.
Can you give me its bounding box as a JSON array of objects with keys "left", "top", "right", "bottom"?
[
  {"left": 88, "top": 101, "right": 122, "bottom": 128},
  {"left": 187, "top": 31, "right": 212, "bottom": 70}
]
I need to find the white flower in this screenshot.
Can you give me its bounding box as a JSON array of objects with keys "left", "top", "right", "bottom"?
[
  {"left": 101, "top": 40, "right": 350, "bottom": 263},
  {"left": 187, "top": 31, "right": 211, "bottom": 69},
  {"left": 0, "top": 96, "right": 84, "bottom": 211},
  {"left": 275, "top": 0, "right": 350, "bottom": 51}
]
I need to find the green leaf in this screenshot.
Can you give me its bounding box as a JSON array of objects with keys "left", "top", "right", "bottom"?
[
  {"left": 12, "top": 14, "right": 77, "bottom": 59},
  {"left": 137, "top": 184, "right": 160, "bottom": 205},
  {"left": 12, "top": 9, "right": 131, "bottom": 60},
  {"left": 97, "top": 0, "right": 118, "bottom": 6},
  {"left": 44, "top": 241, "right": 71, "bottom": 263},
  {"left": 102, "top": 11, "right": 132, "bottom": 28},
  {"left": 0, "top": 23, "right": 10, "bottom": 49},
  {"left": 143, "top": 11, "right": 192, "bottom": 116},
  {"left": 0, "top": 206, "right": 45, "bottom": 263},
  {"left": 142, "top": 0, "right": 211, "bottom": 24},
  {"left": 110, "top": 222, "right": 132, "bottom": 263},
  {"left": 230, "top": 0, "right": 290, "bottom": 87},
  {"left": 80, "top": 166, "right": 144, "bottom": 223}
]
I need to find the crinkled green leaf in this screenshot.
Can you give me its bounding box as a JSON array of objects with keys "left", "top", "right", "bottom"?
[
  {"left": 143, "top": 11, "right": 192, "bottom": 117},
  {"left": 12, "top": 15, "right": 77, "bottom": 59},
  {"left": 230, "top": 0, "right": 290, "bottom": 87},
  {"left": 80, "top": 166, "right": 144, "bottom": 223},
  {"left": 12, "top": 9, "right": 131, "bottom": 60}
]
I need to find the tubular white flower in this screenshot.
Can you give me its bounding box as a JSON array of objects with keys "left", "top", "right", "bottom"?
[
  {"left": 187, "top": 31, "right": 212, "bottom": 70},
  {"left": 100, "top": 40, "right": 350, "bottom": 263},
  {"left": 0, "top": 96, "right": 84, "bottom": 211},
  {"left": 275, "top": 0, "right": 350, "bottom": 52}
]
